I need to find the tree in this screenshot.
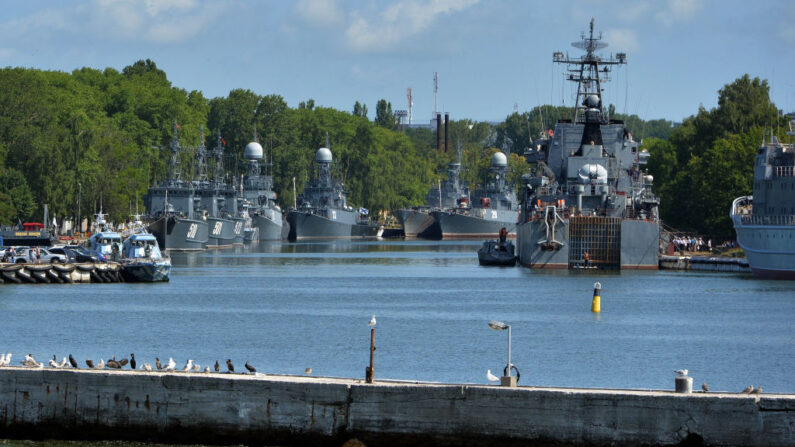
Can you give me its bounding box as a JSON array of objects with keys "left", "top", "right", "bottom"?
[
  {"left": 352, "top": 101, "right": 368, "bottom": 119},
  {"left": 374, "top": 99, "right": 395, "bottom": 130}
]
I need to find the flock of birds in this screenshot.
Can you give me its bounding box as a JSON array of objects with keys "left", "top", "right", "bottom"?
[{"left": 0, "top": 352, "right": 262, "bottom": 375}]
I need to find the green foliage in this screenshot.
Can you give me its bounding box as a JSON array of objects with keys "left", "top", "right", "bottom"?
[
  {"left": 374, "top": 99, "right": 396, "bottom": 130},
  {"left": 352, "top": 101, "right": 368, "bottom": 119}
]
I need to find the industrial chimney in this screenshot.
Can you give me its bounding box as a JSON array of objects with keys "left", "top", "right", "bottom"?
[
  {"left": 436, "top": 113, "right": 442, "bottom": 152},
  {"left": 444, "top": 113, "right": 450, "bottom": 153}
]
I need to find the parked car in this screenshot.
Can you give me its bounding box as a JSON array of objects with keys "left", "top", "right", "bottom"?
[
  {"left": 49, "top": 246, "right": 103, "bottom": 263},
  {"left": 14, "top": 247, "right": 67, "bottom": 264}
]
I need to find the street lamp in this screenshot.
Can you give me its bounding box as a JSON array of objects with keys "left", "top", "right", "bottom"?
[
  {"left": 366, "top": 315, "right": 376, "bottom": 383},
  {"left": 488, "top": 320, "right": 516, "bottom": 387}
]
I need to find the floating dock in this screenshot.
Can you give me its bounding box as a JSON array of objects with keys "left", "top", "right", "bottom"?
[
  {"left": 0, "top": 368, "right": 791, "bottom": 446},
  {"left": 0, "top": 262, "right": 124, "bottom": 284},
  {"left": 659, "top": 255, "right": 750, "bottom": 273}
]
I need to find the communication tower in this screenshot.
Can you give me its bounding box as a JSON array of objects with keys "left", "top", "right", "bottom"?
[{"left": 407, "top": 87, "right": 413, "bottom": 125}]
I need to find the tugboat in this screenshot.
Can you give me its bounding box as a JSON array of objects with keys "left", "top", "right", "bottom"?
[
  {"left": 241, "top": 136, "right": 284, "bottom": 240},
  {"left": 287, "top": 146, "right": 359, "bottom": 239},
  {"left": 120, "top": 232, "right": 171, "bottom": 282},
  {"left": 432, "top": 152, "right": 518, "bottom": 238},
  {"left": 516, "top": 19, "right": 660, "bottom": 270},
  {"left": 394, "top": 160, "right": 470, "bottom": 239},
  {"left": 731, "top": 119, "right": 795, "bottom": 279},
  {"left": 144, "top": 121, "right": 209, "bottom": 251}
]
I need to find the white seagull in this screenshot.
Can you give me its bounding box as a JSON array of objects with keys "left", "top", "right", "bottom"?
[
  {"left": 369, "top": 315, "right": 376, "bottom": 327},
  {"left": 0, "top": 353, "right": 10, "bottom": 367},
  {"left": 22, "top": 354, "right": 43, "bottom": 368},
  {"left": 94, "top": 359, "right": 105, "bottom": 369},
  {"left": 487, "top": 369, "right": 500, "bottom": 382},
  {"left": 163, "top": 357, "right": 176, "bottom": 372},
  {"left": 142, "top": 363, "right": 153, "bottom": 372},
  {"left": 675, "top": 369, "right": 689, "bottom": 377},
  {"left": 182, "top": 359, "right": 194, "bottom": 372},
  {"left": 192, "top": 363, "right": 200, "bottom": 372},
  {"left": 203, "top": 366, "right": 210, "bottom": 373},
  {"left": 58, "top": 357, "right": 70, "bottom": 368}
]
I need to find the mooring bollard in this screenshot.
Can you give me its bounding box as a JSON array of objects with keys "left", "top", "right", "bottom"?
[
  {"left": 591, "top": 282, "right": 601, "bottom": 313},
  {"left": 675, "top": 375, "right": 693, "bottom": 393}
]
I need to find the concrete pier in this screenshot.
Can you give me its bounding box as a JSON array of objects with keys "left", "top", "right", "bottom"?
[
  {"left": 659, "top": 255, "right": 750, "bottom": 273},
  {"left": 0, "top": 368, "right": 792, "bottom": 446}
]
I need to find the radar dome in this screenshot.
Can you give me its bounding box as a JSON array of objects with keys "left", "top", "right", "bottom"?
[
  {"left": 316, "top": 147, "right": 333, "bottom": 163},
  {"left": 244, "top": 142, "right": 263, "bottom": 160},
  {"left": 584, "top": 94, "right": 600, "bottom": 109},
  {"left": 491, "top": 152, "right": 508, "bottom": 167}
]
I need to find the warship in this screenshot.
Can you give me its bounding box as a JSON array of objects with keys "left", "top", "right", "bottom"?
[
  {"left": 241, "top": 138, "right": 285, "bottom": 241},
  {"left": 394, "top": 161, "right": 470, "bottom": 238},
  {"left": 287, "top": 146, "right": 359, "bottom": 239},
  {"left": 195, "top": 130, "right": 243, "bottom": 248},
  {"left": 144, "top": 122, "right": 209, "bottom": 251},
  {"left": 731, "top": 119, "right": 795, "bottom": 279},
  {"left": 432, "top": 152, "right": 518, "bottom": 238},
  {"left": 516, "top": 19, "right": 660, "bottom": 269}
]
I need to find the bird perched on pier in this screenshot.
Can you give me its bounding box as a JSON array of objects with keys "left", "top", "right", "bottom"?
[
  {"left": 22, "top": 354, "right": 42, "bottom": 368},
  {"left": 305, "top": 368, "right": 312, "bottom": 375},
  {"left": 192, "top": 363, "right": 201, "bottom": 372},
  {"left": 106, "top": 357, "right": 121, "bottom": 369},
  {"left": 155, "top": 357, "right": 163, "bottom": 371},
  {"left": 742, "top": 386, "right": 754, "bottom": 394},
  {"left": 675, "top": 369, "right": 688, "bottom": 377},
  {"left": 487, "top": 370, "right": 500, "bottom": 382},
  {"left": 142, "top": 363, "right": 153, "bottom": 372},
  {"left": 130, "top": 354, "right": 136, "bottom": 370},
  {"left": 86, "top": 359, "right": 95, "bottom": 368},
  {"left": 163, "top": 357, "right": 176, "bottom": 372},
  {"left": 119, "top": 357, "right": 129, "bottom": 367},
  {"left": 204, "top": 366, "right": 210, "bottom": 373},
  {"left": 369, "top": 315, "right": 376, "bottom": 327},
  {"left": 214, "top": 360, "right": 220, "bottom": 372},
  {"left": 751, "top": 386, "right": 762, "bottom": 395},
  {"left": 701, "top": 382, "right": 709, "bottom": 392},
  {"left": 93, "top": 359, "right": 105, "bottom": 370},
  {"left": 182, "top": 359, "right": 194, "bottom": 372},
  {"left": 226, "top": 359, "right": 234, "bottom": 373},
  {"left": 245, "top": 361, "right": 256, "bottom": 374},
  {"left": 0, "top": 353, "right": 11, "bottom": 367},
  {"left": 48, "top": 356, "right": 59, "bottom": 368},
  {"left": 69, "top": 354, "right": 78, "bottom": 369}
]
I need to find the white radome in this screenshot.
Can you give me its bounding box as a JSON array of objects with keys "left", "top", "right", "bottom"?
[
  {"left": 245, "top": 141, "right": 263, "bottom": 160},
  {"left": 316, "top": 147, "right": 333, "bottom": 163},
  {"left": 491, "top": 151, "right": 507, "bottom": 167}
]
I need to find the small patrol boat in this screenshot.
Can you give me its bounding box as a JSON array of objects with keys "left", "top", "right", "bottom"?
[
  {"left": 120, "top": 233, "right": 171, "bottom": 282},
  {"left": 478, "top": 240, "right": 517, "bottom": 266}
]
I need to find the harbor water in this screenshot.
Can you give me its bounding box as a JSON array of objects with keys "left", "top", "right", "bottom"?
[{"left": 0, "top": 240, "right": 792, "bottom": 393}]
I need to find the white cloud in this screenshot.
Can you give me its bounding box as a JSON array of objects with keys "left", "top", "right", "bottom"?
[
  {"left": 295, "top": 0, "right": 344, "bottom": 27},
  {"left": 344, "top": 0, "right": 480, "bottom": 53},
  {"left": 604, "top": 28, "right": 639, "bottom": 52},
  {"left": 655, "top": 0, "right": 703, "bottom": 26}
]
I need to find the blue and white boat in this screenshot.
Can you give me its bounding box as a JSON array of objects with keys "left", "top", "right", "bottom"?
[{"left": 120, "top": 233, "right": 171, "bottom": 282}]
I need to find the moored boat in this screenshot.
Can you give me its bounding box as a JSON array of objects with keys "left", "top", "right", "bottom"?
[
  {"left": 478, "top": 240, "right": 517, "bottom": 266},
  {"left": 120, "top": 233, "right": 171, "bottom": 282}
]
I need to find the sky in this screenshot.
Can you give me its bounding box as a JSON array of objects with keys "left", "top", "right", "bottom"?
[{"left": 1, "top": 0, "right": 793, "bottom": 124}]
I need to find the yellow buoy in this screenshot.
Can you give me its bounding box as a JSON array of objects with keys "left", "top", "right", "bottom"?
[{"left": 591, "top": 282, "right": 601, "bottom": 313}]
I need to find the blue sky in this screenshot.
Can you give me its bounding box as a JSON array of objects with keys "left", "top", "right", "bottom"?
[{"left": 1, "top": 0, "right": 793, "bottom": 124}]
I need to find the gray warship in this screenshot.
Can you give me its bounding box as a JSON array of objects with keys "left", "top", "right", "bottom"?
[
  {"left": 195, "top": 131, "right": 244, "bottom": 248},
  {"left": 731, "top": 120, "right": 795, "bottom": 280},
  {"left": 516, "top": 19, "right": 660, "bottom": 269},
  {"left": 432, "top": 152, "right": 518, "bottom": 238},
  {"left": 287, "top": 147, "right": 358, "bottom": 240},
  {"left": 394, "top": 161, "right": 470, "bottom": 238},
  {"left": 144, "top": 122, "right": 209, "bottom": 251},
  {"left": 241, "top": 138, "right": 284, "bottom": 241}
]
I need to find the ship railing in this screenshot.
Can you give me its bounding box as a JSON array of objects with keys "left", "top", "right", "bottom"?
[
  {"left": 738, "top": 214, "right": 795, "bottom": 226},
  {"left": 774, "top": 166, "right": 795, "bottom": 177}
]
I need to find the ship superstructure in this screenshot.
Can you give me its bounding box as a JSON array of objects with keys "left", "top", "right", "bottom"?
[
  {"left": 241, "top": 136, "right": 284, "bottom": 240},
  {"left": 194, "top": 130, "right": 243, "bottom": 248},
  {"left": 516, "top": 19, "right": 660, "bottom": 269},
  {"left": 731, "top": 119, "right": 795, "bottom": 279}
]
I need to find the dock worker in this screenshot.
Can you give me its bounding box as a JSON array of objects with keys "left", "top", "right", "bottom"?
[
  {"left": 584, "top": 251, "right": 590, "bottom": 267},
  {"left": 498, "top": 227, "right": 507, "bottom": 245}
]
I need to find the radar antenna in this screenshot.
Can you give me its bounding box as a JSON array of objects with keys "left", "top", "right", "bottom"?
[
  {"left": 167, "top": 119, "right": 182, "bottom": 183},
  {"left": 553, "top": 18, "right": 626, "bottom": 123}
]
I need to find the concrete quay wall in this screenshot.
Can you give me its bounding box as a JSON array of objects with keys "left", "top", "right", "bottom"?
[{"left": 1, "top": 368, "right": 792, "bottom": 446}]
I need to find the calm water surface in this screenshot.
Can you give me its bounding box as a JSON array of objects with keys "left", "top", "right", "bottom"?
[{"left": 0, "top": 240, "right": 792, "bottom": 393}]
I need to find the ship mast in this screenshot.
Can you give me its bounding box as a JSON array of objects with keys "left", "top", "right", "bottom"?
[
  {"left": 194, "top": 125, "right": 209, "bottom": 183},
  {"left": 553, "top": 18, "right": 626, "bottom": 123},
  {"left": 168, "top": 120, "right": 182, "bottom": 183}
]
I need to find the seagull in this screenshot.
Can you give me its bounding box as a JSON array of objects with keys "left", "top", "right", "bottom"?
[
  {"left": 751, "top": 386, "right": 762, "bottom": 395},
  {"left": 369, "top": 315, "right": 376, "bottom": 327},
  {"left": 86, "top": 359, "right": 95, "bottom": 368},
  {"left": 94, "top": 359, "right": 105, "bottom": 370},
  {"left": 487, "top": 369, "right": 500, "bottom": 382},
  {"left": 702, "top": 382, "right": 709, "bottom": 392},
  {"left": 57, "top": 357, "right": 69, "bottom": 368},
  {"left": 226, "top": 359, "right": 234, "bottom": 373},
  {"left": 130, "top": 354, "right": 136, "bottom": 370},
  {"left": 0, "top": 353, "right": 10, "bottom": 367},
  {"left": 155, "top": 357, "right": 163, "bottom": 371},
  {"left": 204, "top": 366, "right": 210, "bottom": 373},
  {"left": 163, "top": 358, "right": 176, "bottom": 372},
  {"left": 23, "top": 354, "right": 42, "bottom": 368},
  {"left": 214, "top": 360, "right": 219, "bottom": 372},
  {"left": 68, "top": 354, "right": 78, "bottom": 369},
  {"left": 742, "top": 386, "right": 754, "bottom": 394},
  {"left": 48, "top": 356, "right": 59, "bottom": 368},
  {"left": 305, "top": 368, "right": 312, "bottom": 375},
  {"left": 192, "top": 363, "right": 201, "bottom": 372},
  {"left": 675, "top": 369, "right": 689, "bottom": 377},
  {"left": 245, "top": 361, "right": 256, "bottom": 374},
  {"left": 182, "top": 359, "right": 194, "bottom": 372},
  {"left": 142, "top": 363, "right": 153, "bottom": 372}
]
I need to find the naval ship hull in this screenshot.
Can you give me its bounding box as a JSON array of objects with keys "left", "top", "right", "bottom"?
[
  {"left": 516, "top": 216, "right": 659, "bottom": 270},
  {"left": 732, "top": 198, "right": 795, "bottom": 280},
  {"left": 431, "top": 209, "right": 517, "bottom": 239},
  {"left": 148, "top": 217, "right": 208, "bottom": 251},
  {"left": 253, "top": 212, "right": 284, "bottom": 241},
  {"left": 394, "top": 208, "right": 441, "bottom": 239},
  {"left": 287, "top": 210, "right": 355, "bottom": 240},
  {"left": 206, "top": 217, "right": 238, "bottom": 248}
]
